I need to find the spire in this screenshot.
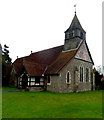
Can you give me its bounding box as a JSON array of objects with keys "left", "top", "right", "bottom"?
[
  {"left": 64, "top": 10, "right": 86, "bottom": 51},
  {"left": 64, "top": 13, "right": 86, "bottom": 41},
  {"left": 65, "top": 13, "right": 85, "bottom": 33},
  {"left": 74, "top": 4, "right": 77, "bottom": 14}
]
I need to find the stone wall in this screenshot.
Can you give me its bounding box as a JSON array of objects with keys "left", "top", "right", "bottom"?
[
  {"left": 59, "top": 58, "right": 93, "bottom": 93},
  {"left": 47, "top": 58, "right": 93, "bottom": 93},
  {"left": 46, "top": 75, "right": 60, "bottom": 93}
]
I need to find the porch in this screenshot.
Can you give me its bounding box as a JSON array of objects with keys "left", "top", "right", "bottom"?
[{"left": 18, "top": 74, "right": 46, "bottom": 91}]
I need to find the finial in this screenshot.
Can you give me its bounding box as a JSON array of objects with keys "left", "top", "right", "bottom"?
[
  {"left": 31, "top": 51, "right": 32, "bottom": 54},
  {"left": 74, "top": 4, "right": 77, "bottom": 14}
]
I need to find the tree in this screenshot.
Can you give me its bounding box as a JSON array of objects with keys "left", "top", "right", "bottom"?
[
  {"left": 95, "top": 70, "right": 103, "bottom": 90},
  {"left": 2, "top": 44, "right": 12, "bottom": 64},
  {"left": 2, "top": 44, "right": 12, "bottom": 86},
  {"left": 0, "top": 44, "right": 2, "bottom": 87}
]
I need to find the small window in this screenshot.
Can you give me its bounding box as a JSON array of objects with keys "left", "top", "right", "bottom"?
[
  {"left": 35, "top": 77, "right": 40, "bottom": 85},
  {"left": 31, "top": 82, "right": 35, "bottom": 86},
  {"left": 78, "top": 30, "right": 80, "bottom": 36},
  {"left": 86, "top": 68, "right": 90, "bottom": 82},
  {"left": 80, "top": 32, "right": 83, "bottom": 39},
  {"left": 66, "top": 72, "right": 71, "bottom": 84},
  {"left": 79, "top": 66, "right": 84, "bottom": 82},
  {"left": 40, "top": 78, "right": 44, "bottom": 85},
  {"left": 35, "top": 79, "right": 40, "bottom": 83},
  {"left": 47, "top": 76, "right": 51, "bottom": 85},
  {"left": 69, "top": 32, "right": 73, "bottom": 38},
  {"left": 73, "top": 30, "right": 75, "bottom": 37},
  {"left": 65, "top": 32, "right": 69, "bottom": 39}
]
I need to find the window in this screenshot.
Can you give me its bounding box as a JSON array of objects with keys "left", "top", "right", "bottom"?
[
  {"left": 47, "top": 76, "right": 51, "bottom": 85},
  {"left": 78, "top": 30, "right": 80, "bottom": 36},
  {"left": 86, "top": 68, "right": 90, "bottom": 82},
  {"left": 40, "top": 78, "right": 44, "bottom": 85},
  {"left": 30, "top": 82, "right": 35, "bottom": 86},
  {"left": 29, "top": 77, "right": 44, "bottom": 86},
  {"left": 73, "top": 30, "right": 75, "bottom": 37},
  {"left": 20, "top": 81, "right": 22, "bottom": 85},
  {"left": 29, "top": 77, "right": 35, "bottom": 86},
  {"left": 28, "top": 81, "right": 30, "bottom": 86},
  {"left": 31, "top": 77, "right": 35, "bottom": 81},
  {"left": 79, "top": 65, "right": 84, "bottom": 82},
  {"left": 35, "top": 77, "right": 40, "bottom": 85},
  {"left": 66, "top": 71, "right": 71, "bottom": 84},
  {"left": 69, "top": 32, "right": 73, "bottom": 38},
  {"left": 80, "top": 32, "right": 83, "bottom": 39}
]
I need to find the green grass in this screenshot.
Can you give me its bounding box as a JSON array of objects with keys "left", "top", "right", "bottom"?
[
  {"left": 2, "top": 90, "right": 103, "bottom": 118},
  {"left": 0, "top": 100, "right": 1, "bottom": 119},
  {"left": 0, "top": 87, "right": 2, "bottom": 92},
  {"left": 1, "top": 87, "right": 18, "bottom": 91}
]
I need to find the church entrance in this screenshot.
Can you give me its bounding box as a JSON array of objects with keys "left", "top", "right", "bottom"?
[{"left": 22, "top": 74, "right": 28, "bottom": 89}]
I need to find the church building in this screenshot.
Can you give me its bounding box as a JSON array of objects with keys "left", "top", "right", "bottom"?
[{"left": 10, "top": 13, "right": 95, "bottom": 93}]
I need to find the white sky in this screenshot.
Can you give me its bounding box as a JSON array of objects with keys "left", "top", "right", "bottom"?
[{"left": 0, "top": 0, "right": 102, "bottom": 66}]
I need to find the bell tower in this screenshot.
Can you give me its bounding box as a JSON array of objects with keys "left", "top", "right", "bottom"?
[{"left": 64, "top": 13, "right": 86, "bottom": 51}]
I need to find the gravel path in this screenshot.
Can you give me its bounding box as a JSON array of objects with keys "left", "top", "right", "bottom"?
[{"left": 0, "top": 89, "right": 20, "bottom": 93}]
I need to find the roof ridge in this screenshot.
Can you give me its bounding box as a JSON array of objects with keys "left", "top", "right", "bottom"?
[
  {"left": 56, "top": 50, "right": 78, "bottom": 73},
  {"left": 45, "top": 49, "right": 78, "bottom": 74},
  {"left": 31, "top": 45, "right": 63, "bottom": 55},
  {"left": 23, "top": 59, "right": 47, "bottom": 66}
]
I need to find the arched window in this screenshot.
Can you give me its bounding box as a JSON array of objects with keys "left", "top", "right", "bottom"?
[
  {"left": 86, "top": 68, "right": 90, "bottom": 82},
  {"left": 69, "top": 32, "right": 73, "bottom": 38},
  {"left": 66, "top": 71, "right": 71, "bottom": 84},
  {"left": 65, "top": 32, "right": 69, "bottom": 39},
  {"left": 80, "top": 32, "right": 83, "bottom": 39},
  {"left": 79, "top": 65, "right": 84, "bottom": 82}
]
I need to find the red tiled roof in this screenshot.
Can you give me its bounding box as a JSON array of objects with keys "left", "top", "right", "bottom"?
[
  {"left": 13, "top": 57, "right": 24, "bottom": 73},
  {"left": 13, "top": 44, "right": 80, "bottom": 76},
  {"left": 45, "top": 49, "right": 78, "bottom": 74},
  {"left": 13, "top": 45, "right": 63, "bottom": 76},
  {"left": 25, "top": 45, "right": 63, "bottom": 65},
  {"left": 23, "top": 60, "right": 46, "bottom": 76}
]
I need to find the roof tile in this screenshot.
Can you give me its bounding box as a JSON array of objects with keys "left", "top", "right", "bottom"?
[{"left": 45, "top": 49, "right": 77, "bottom": 74}]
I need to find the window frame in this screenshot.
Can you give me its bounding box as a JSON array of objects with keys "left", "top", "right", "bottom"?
[
  {"left": 47, "top": 76, "right": 51, "bottom": 85},
  {"left": 79, "top": 65, "right": 84, "bottom": 83},
  {"left": 66, "top": 71, "right": 71, "bottom": 84},
  {"left": 86, "top": 68, "right": 90, "bottom": 82}
]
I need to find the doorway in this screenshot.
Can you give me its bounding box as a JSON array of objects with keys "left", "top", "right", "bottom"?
[{"left": 22, "top": 74, "right": 28, "bottom": 89}]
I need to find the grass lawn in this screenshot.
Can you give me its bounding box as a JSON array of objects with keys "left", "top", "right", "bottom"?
[
  {"left": 0, "top": 89, "right": 1, "bottom": 120},
  {"left": 0, "top": 87, "right": 2, "bottom": 92},
  {"left": 2, "top": 89, "right": 103, "bottom": 118},
  {"left": 1, "top": 87, "right": 18, "bottom": 92}
]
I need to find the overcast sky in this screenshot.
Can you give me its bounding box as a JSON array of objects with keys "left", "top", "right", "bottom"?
[{"left": 0, "top": 0, "right": 102, "bottom": 66}]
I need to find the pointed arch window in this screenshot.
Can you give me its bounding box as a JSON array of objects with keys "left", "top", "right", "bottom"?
[
  {"left": 69, "top": 32, "right": 73, "bottom": 38},
  {"left": 86, "top": 68, "right": 90, "bottom": 82},
  {"left": 65, "top": 32, "right": 69, "bottom": 39},
  {"left": 80, "top": 32, "right": 83, "bottom": 39},
  {"left": 73, "top": 30, "right": 75, "bottom": 37},
  {"left": 66, "top": 71, "right": 71, "bottom": 84},
  {"left": 79, "top": 65, "right": 84, "bottom": 82}
]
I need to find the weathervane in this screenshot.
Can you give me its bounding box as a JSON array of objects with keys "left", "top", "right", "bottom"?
[{"left": 74, "top": 4, "right": 77, "bottom": 14}]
